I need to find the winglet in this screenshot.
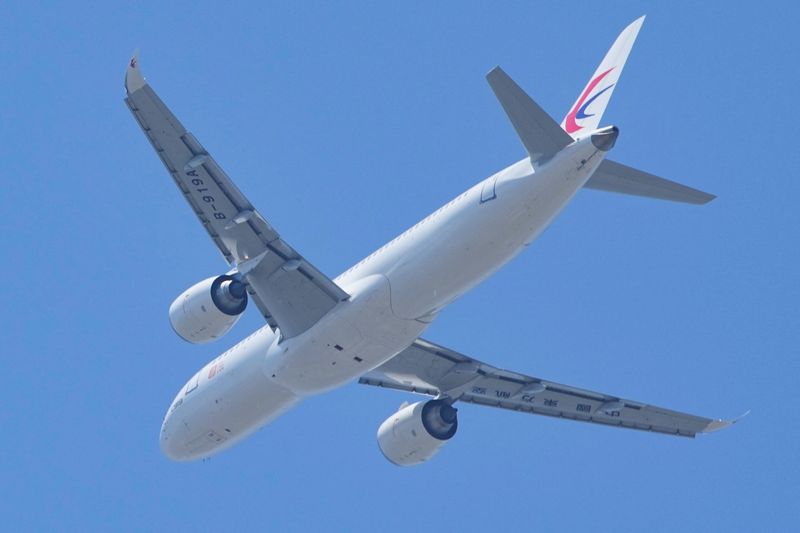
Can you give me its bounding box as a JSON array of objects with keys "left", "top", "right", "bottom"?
[
  {"left": 125, "top": 49, "right": 146, "bottom": 95},
  {"left": 701, "top": 410, "right": 750, "bottom": 433}
]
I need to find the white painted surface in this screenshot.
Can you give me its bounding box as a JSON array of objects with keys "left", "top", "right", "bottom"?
[{"left": 159, "top": 134, "right": 608, "bottom": 460}]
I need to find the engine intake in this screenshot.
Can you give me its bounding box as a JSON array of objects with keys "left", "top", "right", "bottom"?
[
  {"left": 169, "top": 275, "right": 248, "bottom": 344},
  {"left": 377, "top": 399, "right": 458, "bottom": 466}
]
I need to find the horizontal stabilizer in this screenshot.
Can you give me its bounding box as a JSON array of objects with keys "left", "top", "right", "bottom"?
[
  {"left": 486, "top": 67, "right": 572, "bottom": 162},
  {"left": 586, "top": 159, "right": 716, "bottom": 205}
]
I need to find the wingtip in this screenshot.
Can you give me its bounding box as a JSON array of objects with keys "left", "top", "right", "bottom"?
[
  {"left": 486, "top": 65, "right": 504, "bottom": 80},
  {"left": 701, "top": 194, "right": 717, "bottom": 205},
  {"left": 125, "top": 49, "right": 146, "bottom": 95},
  {"left": 691, "top": 192, "right": 717, "bottom": 205},
  {"left": 702, "top": 410, "right": 750, "bottom": 433}
]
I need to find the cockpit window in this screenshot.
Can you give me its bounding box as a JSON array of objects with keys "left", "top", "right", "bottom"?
[{"left": 169, "top": 397, "right": 183, "bottom": 413}]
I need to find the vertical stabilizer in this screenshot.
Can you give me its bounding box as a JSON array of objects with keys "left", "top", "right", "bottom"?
[{"left": 561, "top": 16, "right": 644, "bottom": 138}]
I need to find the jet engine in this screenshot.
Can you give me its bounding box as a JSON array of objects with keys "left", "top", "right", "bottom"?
[
  {"left": 377, "top": 399, "right": 458, "bottom": 466},
  {"left": 169, "top": 275, "right": 248, "bottom": 344}
]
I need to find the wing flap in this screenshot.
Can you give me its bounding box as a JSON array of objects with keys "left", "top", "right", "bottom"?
[
  {"left": 243, "top": 252, "right": 348, "bottom": 338},
  {"left": 361, "top": 338, "right": 738, "bottom": 437}
]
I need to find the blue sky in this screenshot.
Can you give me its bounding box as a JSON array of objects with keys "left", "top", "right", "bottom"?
[{"left": 2, "top": 1, "right": 798, "bottom": 531}]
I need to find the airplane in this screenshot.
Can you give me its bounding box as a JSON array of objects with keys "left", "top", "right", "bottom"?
[{"left": 125, "top": 16, "right": 743, "bottom": 466}]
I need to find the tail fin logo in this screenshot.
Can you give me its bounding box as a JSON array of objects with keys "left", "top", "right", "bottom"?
[{"left": 565, "top": 67, "right": 615, "bottom": 134}]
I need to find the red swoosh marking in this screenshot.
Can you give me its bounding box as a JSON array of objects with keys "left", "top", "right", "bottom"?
[{"left": 564, "top": 67, "right": 614, "bottom": 134}]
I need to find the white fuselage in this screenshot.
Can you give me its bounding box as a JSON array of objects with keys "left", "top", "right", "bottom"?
[{"left": 160, "top": 134, "right": 609, "bottom": 460}]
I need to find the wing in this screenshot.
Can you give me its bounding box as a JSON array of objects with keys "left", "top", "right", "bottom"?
[
  {"left": 123, "top": 53, "right": 348, "bottom": 338},
  {"left": 585, "top": 159, "right": 716, "bottom": 205},
  {"left": 360, "top": 338, "right": 744, "bottom": 437}
]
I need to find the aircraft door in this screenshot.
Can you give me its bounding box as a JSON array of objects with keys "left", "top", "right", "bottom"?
[
  {"left": 185, "top": 372, "right": 200, "bottom": 395},
  {"left": 480, "top": 175, "right": 497, "bottom": 203}
]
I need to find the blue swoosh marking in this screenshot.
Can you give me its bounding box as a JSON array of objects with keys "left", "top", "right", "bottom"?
[{"left": 575, "top": 84, "right": 615, "bottom": 119}]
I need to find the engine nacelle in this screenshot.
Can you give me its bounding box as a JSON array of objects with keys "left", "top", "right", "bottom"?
[
  {"left": 169, "top": 275, "right": 248, "bottom": 344},
  {"left": 377, "top": 399, "right": 458, "bottom": 466}
]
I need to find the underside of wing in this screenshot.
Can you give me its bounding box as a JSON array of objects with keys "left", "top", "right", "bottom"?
[
  {"left": 361, "top": 338, "right": 743, "bottom": 437},
  {"left": 124, "top": 53, "right": 348, "bottom": 338},
  {"left": 486, "top": 67, "right": 573, "bottom": 163}
]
